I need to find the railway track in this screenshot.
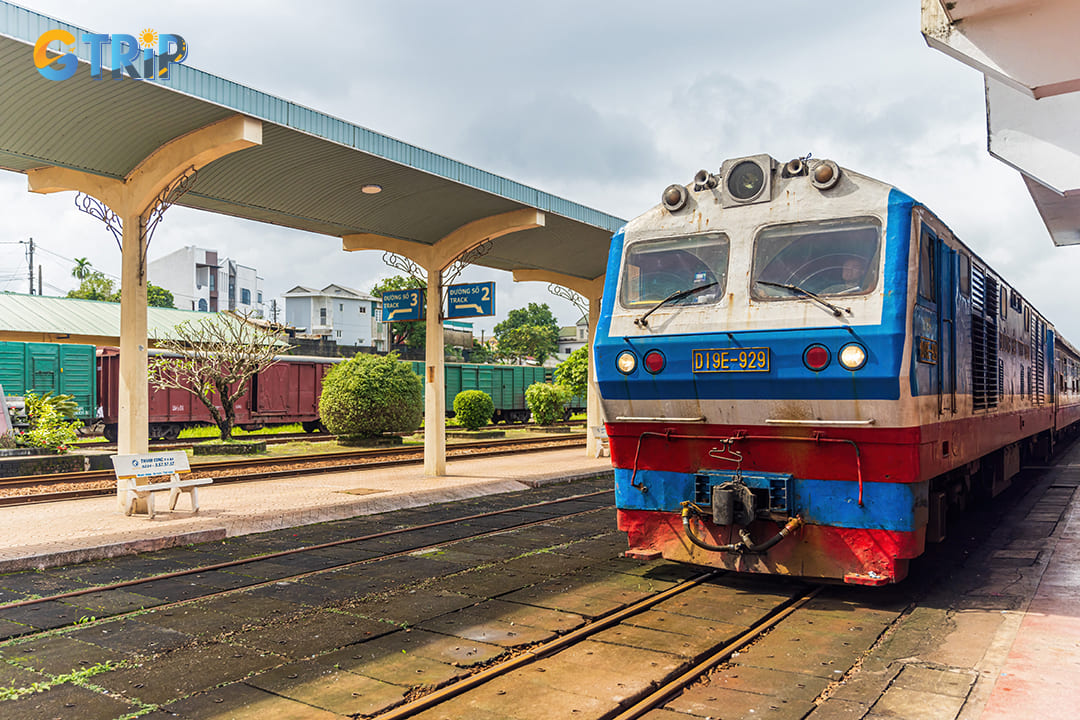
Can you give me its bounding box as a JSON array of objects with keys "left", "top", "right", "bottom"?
[
  {"left": 0, "top": 473, "right": 917, "bottom": 719},
  {"left": 0, "top": 434, "right": 586, "bottom": 506},
  {"left": 69, "top": 420, "right": 585, "bottom": 451}
]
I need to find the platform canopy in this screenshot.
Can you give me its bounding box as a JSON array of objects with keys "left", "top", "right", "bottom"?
[
  {"left": 922, "top": 0, "right": 1080, "bottom": 246},
  {"left": 0, "top": 3, "right": 624, "bottom": 280}
]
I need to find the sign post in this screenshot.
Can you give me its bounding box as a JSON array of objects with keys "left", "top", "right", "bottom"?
[
  {"left": 447, "top": 282, "right": 495, "bottom": 319},
  {"left": 381, "top": 288, "right": 425, "bottom": 322}
]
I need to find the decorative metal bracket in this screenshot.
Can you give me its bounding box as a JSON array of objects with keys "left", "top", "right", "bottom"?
[
  {"left": 74, "top": 194, "right": 123, "bottom": 250},
  {"left": 74, "top": 165, "right": 198, "bottom": 283},
  {"left": 441, "top": 240, "right": 492, "bottom": 308},
  {"left": 382, "top": 252, "right": 427, "bottom": 288},
  {"left": 548, "top": 283, "right": 588, "bottom": 319}
]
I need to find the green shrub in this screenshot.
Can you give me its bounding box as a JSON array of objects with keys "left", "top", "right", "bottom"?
[
  {"left": 525, "top": 382, "right": 572, "bottom": 425},
  {"left": 319, "top": 353, "right": 423, "bottom": 438},
  {"left": 23, "top": 399, "right": 82, "bottom": 452},
  {"left": 453, "top": 390, "right": 495, "bottom": 431},
  {"left": 554, "top": 347, "right": 588, "bottom": 398}
]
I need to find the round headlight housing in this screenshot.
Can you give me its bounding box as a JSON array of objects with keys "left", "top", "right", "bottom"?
[
  {"left": 810, "top": 159, "right": 841, "bottom": 191},
  {"left": 643, "top": 350, "right": 666, "bottom": 374},
  {"left": 661, "top": 184, "right": 689, "bottom": 212},
  {"left": 803, "top": 344, "right": 831, "bottom": 371},
  {"left": 617, "top": 350, "right": 637, "bottom": 374},
  {"left": 838, "top": 343, "right": 867, "bottom": 370},
  {"left": 726, "top": 160, "right": 766, "bottom": 201}
]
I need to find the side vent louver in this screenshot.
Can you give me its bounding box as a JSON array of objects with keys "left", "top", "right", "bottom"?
[{"left": 971, "top": 267, "right": 999, "bottom": 411}]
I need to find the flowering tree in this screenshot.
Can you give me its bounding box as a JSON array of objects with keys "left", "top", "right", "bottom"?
[{"left": 148, "top": 311, "right": 284, "bottom": 441}]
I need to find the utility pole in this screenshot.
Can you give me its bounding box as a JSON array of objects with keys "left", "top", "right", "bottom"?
[
  {"left": 271, "top": 298, "right": 278, "bottom": 323},
  {"left": 26, "top": 237, "right": 34, "bottom": 294},
  {"left": 38, "top": 265, "right": 42, "bottom": 297}
]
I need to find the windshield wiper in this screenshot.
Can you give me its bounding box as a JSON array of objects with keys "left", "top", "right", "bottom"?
[
  {"left": 635, "top": 282, "right": 718, "bottom": 327},
  {"left": 755, "top": 280, "right": 851, "bottom": 317}
]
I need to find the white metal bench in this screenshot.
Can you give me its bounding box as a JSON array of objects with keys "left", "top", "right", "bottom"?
[
  {"left": 592, "top": 425, "right": 610, "bottom": 458},
  {"left": 111, "top": 451, "right": 213, "bottom": 519}
]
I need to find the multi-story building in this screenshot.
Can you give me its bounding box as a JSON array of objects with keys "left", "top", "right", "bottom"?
[
  {"left": 283, "top": 284, "right": 386, "bottom": 350},
  {"left": 148, "top": 246, "right": 264, "bottom": 316},
  {"left": 557, "top": 315, "right": 589, "bottom": 358}
]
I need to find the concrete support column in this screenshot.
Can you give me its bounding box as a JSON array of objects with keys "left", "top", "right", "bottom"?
[
  {"left": 424, "top": 267, "right": 446, "bottom": 476},
  {"left": 586, "top": 295, "right": 603, "bottom": 457},
  {"left": 25, "top": 115, "right": 262, "bottom": 511},
  {"left": 117, "top": 212, "right": 149, "bottom": 456},
  {"left": 511, "top": 269, "right": 606, "bottom": 457},
  {"left": 344, "top": 208, "right": 545, "bottom": 477}
]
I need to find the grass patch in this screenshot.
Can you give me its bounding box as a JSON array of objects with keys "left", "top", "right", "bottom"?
[{"left": 179, "top": 423, "right": 306, "bottom": 439}]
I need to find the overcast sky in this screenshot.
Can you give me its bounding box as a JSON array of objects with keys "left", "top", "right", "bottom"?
[{"left": 2, "top": 1, "right": 1077, "bottom": 340}]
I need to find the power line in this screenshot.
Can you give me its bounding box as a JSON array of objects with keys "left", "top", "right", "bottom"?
[{"left": 35, "top": 244, "right": 121, "bottom": 280}]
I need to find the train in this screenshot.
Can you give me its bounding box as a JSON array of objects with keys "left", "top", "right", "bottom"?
[
  {"left": 96, "top": 351, "right": 559, "bottom": 440},
  {"left": 0, "top": 341, "right": 97, "bottom": 421},
  {"left": 594, "top": 153, "right": 1080, "bottom": 585},
  {"left": 0, "top": 342, "right": 560, "bottom": 440}
]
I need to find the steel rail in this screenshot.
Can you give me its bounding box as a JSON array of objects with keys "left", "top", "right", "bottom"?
[
  {"left": 0, "top": 488, "right": 613, "bottom": 612},
  {"left": 372, "top": 570, "right": 722, "bottom": 720},
  {"left": 0, "top": 435, "right": 587, "bottom": 506},
  {"left": 610, "top": 586, "right": 822, "bottom": 720}
]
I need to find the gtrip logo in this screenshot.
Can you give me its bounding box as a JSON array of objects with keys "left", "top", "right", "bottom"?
[{"left": 33, "top": 28, "right": 188, "bottom": 82}]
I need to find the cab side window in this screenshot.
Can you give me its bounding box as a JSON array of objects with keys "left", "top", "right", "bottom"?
[{"left": 918, "top": 227, "right": 936, "bottom": 303}]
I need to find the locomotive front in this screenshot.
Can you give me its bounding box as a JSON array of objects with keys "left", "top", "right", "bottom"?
[{"left": 595, "top": 154, "right": 922, "bottom": 584}]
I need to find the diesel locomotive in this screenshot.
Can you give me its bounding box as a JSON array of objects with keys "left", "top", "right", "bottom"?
[{"left": 594, "top": 153, "right": 1080, "bottom": 584}]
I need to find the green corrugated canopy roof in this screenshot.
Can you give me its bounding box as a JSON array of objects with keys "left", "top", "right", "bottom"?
[{"left": 0, "top": 292, "right": 275, "bottom": 344}]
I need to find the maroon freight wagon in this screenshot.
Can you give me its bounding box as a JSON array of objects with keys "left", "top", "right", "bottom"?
[{"left": 97, "top": 348, "right": 339, "bottom": 441}]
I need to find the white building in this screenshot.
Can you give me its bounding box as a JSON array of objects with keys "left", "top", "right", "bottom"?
[
  {"left": 148, "top": 246, "right": 264, "bottom": 316},
  {"left": 283, "top": 284, "right": 386, "bottom": 350},
  {"left": 557, "top": 315, "right": 589, "bottom": 358}
]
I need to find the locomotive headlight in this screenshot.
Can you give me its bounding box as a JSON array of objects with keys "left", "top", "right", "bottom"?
[
  {"left": 617, "top": 350, "right": 638, "bottom": 374},
  {"left": 838, "top": 343, "right": 867, "bottom": 370},
  {"left": 726, "top": 160, "right": 766, "bottom": 201},
  {"left": 810, "top": 159, "right": 841, "bottom": 191}
]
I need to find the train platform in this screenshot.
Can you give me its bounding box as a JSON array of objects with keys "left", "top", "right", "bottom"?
[{"left": 0, "top": 446, "right": 613, "bottom": 575}]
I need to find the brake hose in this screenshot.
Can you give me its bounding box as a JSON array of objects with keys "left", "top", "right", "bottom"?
[{"left": 681, "top": 502, "right": 803, "bottom": 554}]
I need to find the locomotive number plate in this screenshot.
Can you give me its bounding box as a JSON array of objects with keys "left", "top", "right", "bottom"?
[{"left": 692, "top": 348, "right": 770, "bottom": 373}]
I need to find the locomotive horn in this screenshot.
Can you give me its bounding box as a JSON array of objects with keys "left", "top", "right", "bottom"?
[
  {"left": 783, "top": 158, "right": 806, "bottom": 177},
  {"left": 693, "top": 169, "right": 719, "bottom": 191}
]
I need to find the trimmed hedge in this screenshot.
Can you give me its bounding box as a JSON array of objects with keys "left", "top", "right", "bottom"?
[
  {"left": 319, "top": 354, "right": 423, "bottom": 438},
  {"left": 453, "top": 390, "right": 495, "bottom": 431}
]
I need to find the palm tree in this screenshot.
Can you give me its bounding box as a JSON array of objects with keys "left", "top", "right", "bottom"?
[{"left": 71, "top": 258, "right": 92, "bottom": 280}]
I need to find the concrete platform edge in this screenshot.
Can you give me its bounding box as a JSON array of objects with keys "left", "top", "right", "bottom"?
[
  {"left": 0, "top": 469, "right": 615, "bottom": 575},
  {"left": 0, "top": 527, "right": 229, "bottom": 574}
]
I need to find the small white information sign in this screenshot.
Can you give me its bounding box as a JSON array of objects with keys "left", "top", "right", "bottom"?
[
  {"left": 0, "top": 385, "right": 11, "bottom": 435},
  {"left": 112, "top": 451, "right": 188, "bottom": 479}
]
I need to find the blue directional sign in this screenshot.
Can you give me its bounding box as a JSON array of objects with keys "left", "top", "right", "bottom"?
[
  {"left": 447, "top": 282, "right": 495, "bottom": 319},
  {"left": 381, "top": 288, "right": 424, "bottom": 322}
]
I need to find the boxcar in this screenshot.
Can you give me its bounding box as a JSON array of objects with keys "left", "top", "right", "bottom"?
[
  {"left": 0, "top": 340, "right": 97, "bottom": 420},
  {"left": 97, "top": 348, "right": 335, "bottom": 441},
  {"left": 410, "top": 361, "right": 552, "bottom": 423}
]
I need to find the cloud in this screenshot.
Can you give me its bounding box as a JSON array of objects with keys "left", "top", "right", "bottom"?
[{"left": 458, "top": 94, "right": 665, "bottom": 185}]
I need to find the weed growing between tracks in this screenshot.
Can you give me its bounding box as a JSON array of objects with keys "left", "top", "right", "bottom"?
[{"left": 0, "top": 659, "right": 127, "bottom": 701}]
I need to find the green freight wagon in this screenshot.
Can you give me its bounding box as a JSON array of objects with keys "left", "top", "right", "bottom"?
[
  {"left": 408, "top": 361, "right": 550, "bottom": 423},
  {"left": 0, "top": 341, "right": 97, "bottom": 420}
]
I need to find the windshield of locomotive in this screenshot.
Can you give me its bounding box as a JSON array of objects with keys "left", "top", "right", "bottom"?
[
  {"left": 620, "top": 233, "right": 729, "bottom": 307},
  {"left": 750, "top": 217, "right": 881, "bottom": 299}
]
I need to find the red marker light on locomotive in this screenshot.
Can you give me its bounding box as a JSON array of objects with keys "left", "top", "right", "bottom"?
[
  {"left": 643, "top": 350, "right": 666, "bottom": 374},
  {"left": 803, "top": 344, "right": 830, "bottom": 371}
]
